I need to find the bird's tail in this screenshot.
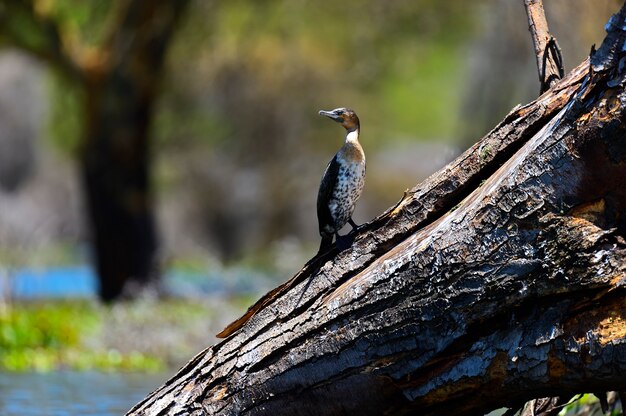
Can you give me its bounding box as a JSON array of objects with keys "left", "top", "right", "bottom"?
[{"left": 317, "top": 234, "right": 333, "bottom": 255}]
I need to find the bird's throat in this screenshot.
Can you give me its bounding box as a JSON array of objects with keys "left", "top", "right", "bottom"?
[
  {"left": 341, "top": 129, "right": 365, "bottom": 163},
  {"left": 345, "top": 129, "right": 360, "bottom": 144}
]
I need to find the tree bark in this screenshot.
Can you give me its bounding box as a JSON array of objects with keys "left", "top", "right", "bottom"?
[{"left": 128, "top": 4, "right": 626, "bottom": 415}]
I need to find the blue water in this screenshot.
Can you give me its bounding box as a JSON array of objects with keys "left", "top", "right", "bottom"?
[
  {"left": 5, "top": 266, "right": 97, "bottom": 298},
  {"left": 0, "top": 371, "right": 167, "bottom": 416},
  {"left": 1, "top": 265, "right": 275, "bottom": 299}
]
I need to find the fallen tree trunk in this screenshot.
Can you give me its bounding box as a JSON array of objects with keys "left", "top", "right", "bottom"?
[{"left": 128, "top": 4, "right": 626, "bottom": 416}]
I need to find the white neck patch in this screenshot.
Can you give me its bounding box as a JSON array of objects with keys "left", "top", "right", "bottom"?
[{"left": 345, "top": 130, "right": 359, "bottom": 143}]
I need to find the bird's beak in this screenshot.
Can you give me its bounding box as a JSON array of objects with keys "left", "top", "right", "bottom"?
[{"left": 319, "top": 109, "right": 343, "bottom": 122}]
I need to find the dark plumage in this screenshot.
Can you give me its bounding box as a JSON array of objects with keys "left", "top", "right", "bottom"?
[{"left": 316, "top": 108, "right": 366, "bottom": 254}]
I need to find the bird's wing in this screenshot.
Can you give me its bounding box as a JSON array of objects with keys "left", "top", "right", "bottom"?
[{"left": 317, "top": 155, "right": 340, "bottom": 233}]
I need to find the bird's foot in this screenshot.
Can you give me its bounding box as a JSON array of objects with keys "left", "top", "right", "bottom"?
[
  {"left": 348, "top": 218, "right": 360, "bottom": 232},
  {"left": 335, "top": 233, "right": 355, "bottom": 251}
]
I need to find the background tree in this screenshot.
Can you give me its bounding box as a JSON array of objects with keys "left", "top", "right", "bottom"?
[{"left": 0, "top": 0, "right": 189, "bottom": 300}]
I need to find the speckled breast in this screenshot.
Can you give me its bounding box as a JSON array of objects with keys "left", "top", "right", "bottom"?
[{"left": 328, "top": 158, "right": 366, "bottom": 229}]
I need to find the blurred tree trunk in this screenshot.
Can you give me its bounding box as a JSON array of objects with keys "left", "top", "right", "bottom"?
[
  {"left": 81, "top": 1, "right": 188, "bottom": 300},
  {"left": 128, "top": 4, "right": 626, "bottom": 415},
  {"left": 0, "top": 0, "right": 189, "bottom": 300}
]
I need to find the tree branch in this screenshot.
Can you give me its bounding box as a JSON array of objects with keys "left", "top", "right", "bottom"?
[
  {"left": 0, "top": 0, "right": 84, "bottom": 81},
  {"left": 523, "top": 0, "right": 564, "bottom": 93},
  {"left": 99, "top": 0, "right": 189, "bottom": 84}
]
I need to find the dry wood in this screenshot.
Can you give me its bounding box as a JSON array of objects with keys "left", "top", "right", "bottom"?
[
  {"left": 128, "top": 3, "right": 626, "bottom": 415},
  {"left": 524, "top": 0, "right": 564, "bottom": 93}
]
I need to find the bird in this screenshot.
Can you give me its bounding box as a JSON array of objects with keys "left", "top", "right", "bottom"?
[{"left": 316, "top": 107, "right": 366, "bottom": 254}]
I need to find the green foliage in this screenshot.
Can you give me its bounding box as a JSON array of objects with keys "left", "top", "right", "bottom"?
[
  {"left": 0, "top": 0, "right": 112, "bottom": 67},
  {"left": 559, "top": 394, "right": 624, "bottom": 416},
  {"left": 3, "top": 0, "right": 482, "bottom": 159},
  {"left": 0, "top": 301, "right": 92, "bottom": 371},
  {"left": 0, "top": 1, "right": 57, "bottom": 58},
  {"left": 0, "top": 297, "right": 257, "bottom": 372},
  {"left": 40, "top": 0, "right": 113, "bottom": 49},
  {"left": 377, "top": 43, "right": 463, "bottom": 141},
  {"left": 0, "top": 301, "right": 163, "bottom": 372},
  {"left": 157, "top": 0, "right": 481, "bottom": 152},
  {"left": 0, "top": 302, "right": 90, "bottom": 350},
  {"left": 40, "top": 0, "right": 110, "bottom": 155},
  {"left": 559, "top": 394, "right": 592, "bottom": 415},
  {"left": 46, "top": 71, "right": 83, "bottom": 153}
]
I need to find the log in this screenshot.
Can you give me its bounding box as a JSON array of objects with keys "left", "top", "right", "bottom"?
[{"left": 128, "top": 3, "right": 626, "bottom": 415}]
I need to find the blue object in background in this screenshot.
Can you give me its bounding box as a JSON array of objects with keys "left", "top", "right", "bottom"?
[
  {"left": 3, "top": 264, "right": 275, "bottom": 299},
  {"left": 9, "top": 266, "right": 98, "bottom": 299}
]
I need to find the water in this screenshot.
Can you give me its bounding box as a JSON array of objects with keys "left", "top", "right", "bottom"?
[
  {"left": 0, "top": 264, "right": 275, "bottom": 299},
  {"left": 0, "top": 371, "right": 167, "bottom": 415},
  {"left": 3, "top": 266, "right": 97, "bottom": 298}
]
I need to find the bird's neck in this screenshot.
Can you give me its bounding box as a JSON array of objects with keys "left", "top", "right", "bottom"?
[{"left": 345, "top": 128, "right": 360, "bottom": 144}]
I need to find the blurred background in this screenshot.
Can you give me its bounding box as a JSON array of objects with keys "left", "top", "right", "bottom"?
[{"left": 0, "top": 0, "right": 620, "bottom": 414}]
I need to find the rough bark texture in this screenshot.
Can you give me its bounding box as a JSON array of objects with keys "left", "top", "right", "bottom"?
[{"left": 129, "top": 4, "right": 626, "bottom": 416}]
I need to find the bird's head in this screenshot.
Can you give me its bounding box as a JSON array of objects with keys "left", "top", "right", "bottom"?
[{"left": 319, "top": 108, "right": 360, "bottom": 132}]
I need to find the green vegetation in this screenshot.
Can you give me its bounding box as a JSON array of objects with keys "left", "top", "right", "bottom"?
[
  {"left": 558, "top": 394, "right": 623, "bottom": 416},
  {"left": 0, "top": 299, "right": 232, "bottom": 372},
  {"left": 47, "top": 74, "right": 84, "bottom": 154},
  {"left": 23, "top": 0, "right": 480, "bottom": 156},
  {"left": 0, "top": 244, "right": 80, "bottom": 267},
  {"left": 480, "top": 144, "right": 493, "bottom": 163},
  {"left": 0, "top": 301, "right": 158, "bottom": 372},
  {"left": 158, "top": 0, "right": 478, "bottom": 152}
]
